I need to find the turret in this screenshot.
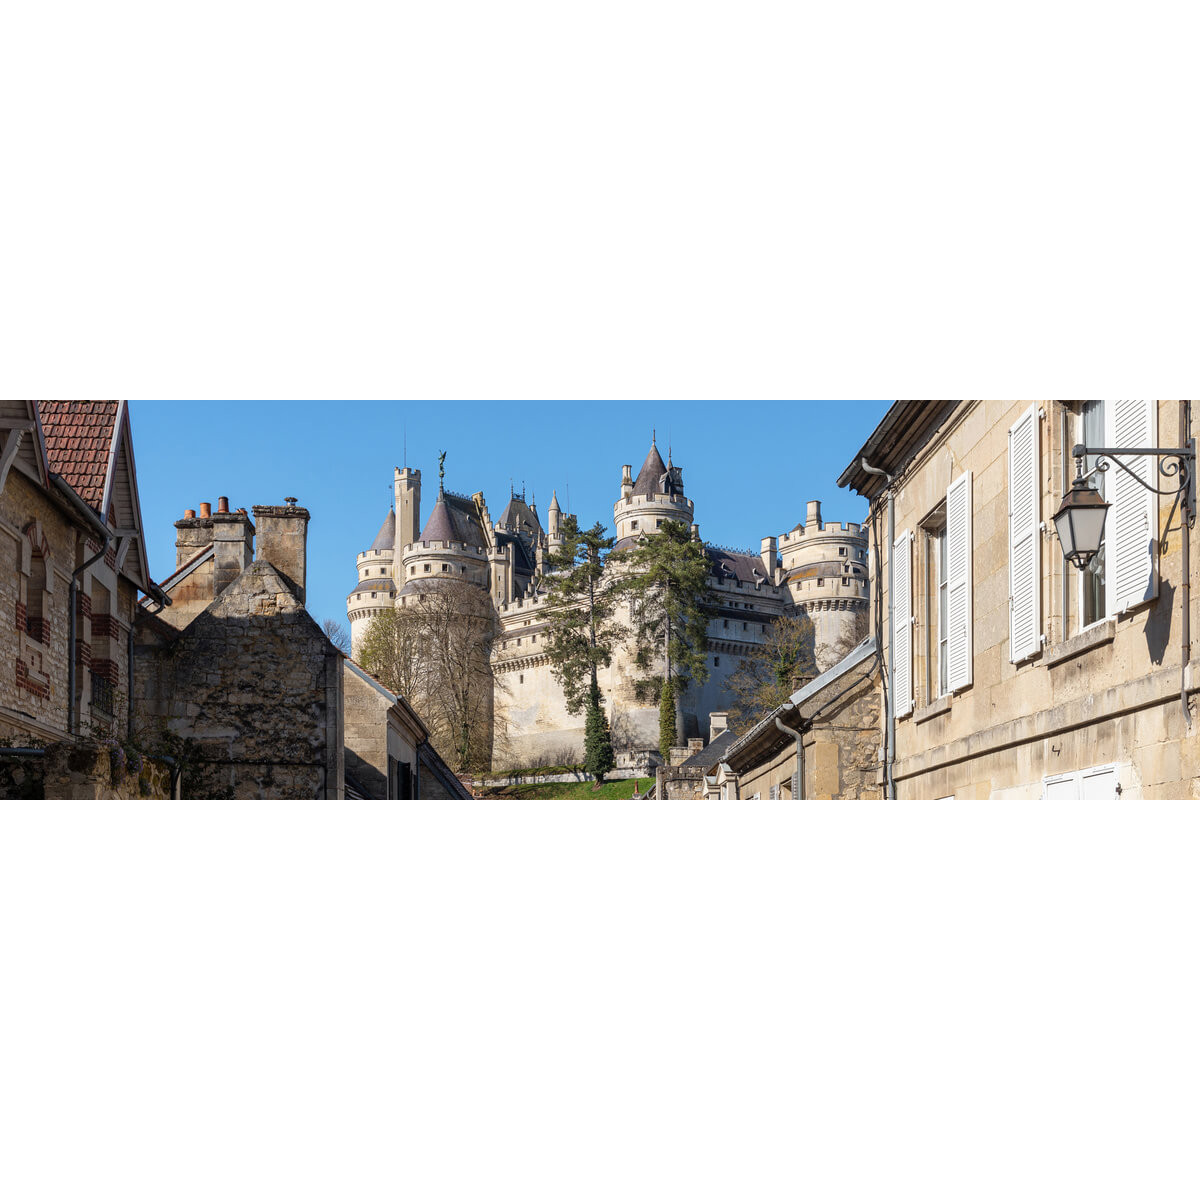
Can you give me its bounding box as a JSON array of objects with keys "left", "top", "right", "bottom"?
[
  {"left": 612, "top": 439, "right": 694, "bottom": 547},
  {"left": 395, "top": 467, "right": 421, "bottom": 549},
  {"left": 547, "top": 490, "right": 562, "bottom": 549}
]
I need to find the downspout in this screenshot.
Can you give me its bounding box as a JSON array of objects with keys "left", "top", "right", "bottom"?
[
  {"left": 858, "top": 459, "right": 895, "bottom": 800},
  {"left": 50, "top": 473, "right": 170, "bottom": 738},
  {"left": 774, "top": 704, "right": 805, "bottom": 800},
  {"left": 1182, "top": 399, "right": 1194, "bottom": 728},
  {"left": 68, "top": 532, "right": 110, "bottom": 737}
]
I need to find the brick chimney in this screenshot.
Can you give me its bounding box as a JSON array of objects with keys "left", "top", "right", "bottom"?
[
  {"left": 252, "top": 497, "right": 310, "bottom": 604},
  {"left": 211, "top": 505, "right": 255, "bottom": 597}
]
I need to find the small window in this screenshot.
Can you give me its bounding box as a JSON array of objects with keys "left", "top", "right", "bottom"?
[
  {"left": 714, "top": 656, "right": 720, "bottom": 667},
  {"left": 442, "top": 564, "right": 449, "bottom": 572},
  {"left": 656, "top": 520, "right": 662, "bottom": 528},
  {"left": 424, "top": 564, "right": 431, "bottom": 573},
  {"left": 532, "top": 635, "right": 536, "bottom": 643},
  {"left": 817, "top": 578, "right": 824, "bottom": 586},
  {"left": 371, "top": 591, "right": 377, "bottom": 598},
  {"left": 839, "top": 547, "right": 847, "bottom": 556},
  {"left": 742, "top": 622, "right": 747, "bottom": 631},
  {"left": 631, "top": 520, "right": 639, "bottom": 531},
  {"left": 519, "top": 674, "right": 524, "bottom": 684},
  {"left": 723, "top": 619, "right": 729, "bottom": 628},
  {"left": 517, "top": 638, "right": 521, "bottom": 646}
]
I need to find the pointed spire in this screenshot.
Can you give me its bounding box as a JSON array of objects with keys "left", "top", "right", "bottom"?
[
  {"left": 549, "top": 490, "right": 560, "bottom": 511},
  {"left": 631, "top": 440, "right": 668, "bottom": 499}
]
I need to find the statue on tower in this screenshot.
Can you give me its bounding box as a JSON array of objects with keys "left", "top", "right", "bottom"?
[{"left": 438, "top": 450, "right": 446, "bottom": 495}]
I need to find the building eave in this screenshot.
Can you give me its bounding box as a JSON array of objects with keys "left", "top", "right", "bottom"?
[{"left": 836, "top": 401, "right": 961, "bottom": 499}]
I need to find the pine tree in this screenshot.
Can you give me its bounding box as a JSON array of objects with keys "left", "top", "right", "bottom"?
[
  {"left": 543, "top": 516, "right": 626, "bottom": 716},
  {"left": 583, "top": 684, "right": 616, "bottom": 784},
  {"left": 619, "top": 519, "right": 711, "bottom": 750}
]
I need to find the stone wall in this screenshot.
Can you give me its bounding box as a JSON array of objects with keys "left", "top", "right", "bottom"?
[
  {"left": 3, "top": 742, "right": 172, "bottom": 799},
  {"left": 0, "top": 472, "right": 77, "bottom": 739},
  {"left": 134, "top": 561, "right": 344, "bottom": 799}
]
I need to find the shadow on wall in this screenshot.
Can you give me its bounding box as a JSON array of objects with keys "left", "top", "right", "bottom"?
[{"left": 1144, "top": 578, "right": 1174, "bottom": 666}]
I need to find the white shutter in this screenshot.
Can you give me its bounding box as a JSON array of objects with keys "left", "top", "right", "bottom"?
[
  {"left": 892, "top": 530, "right": 913, "bottom": 717},
  {"left": 946, "top": 471, "right": 973, "bottom": 692},
  {"left": 1008, "top": 405, "right": 1041, "bottom": 662},
  {"left": 1106, "top": 399, "right": 1157, "bottom": 613}
]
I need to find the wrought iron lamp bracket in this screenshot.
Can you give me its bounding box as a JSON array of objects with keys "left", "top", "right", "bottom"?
[{"left": 1071, "top": 441, "right": 1196, "bottom": 527}]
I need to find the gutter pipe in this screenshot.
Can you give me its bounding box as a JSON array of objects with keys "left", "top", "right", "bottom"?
[
  {"left": 68, "top": 532, "right": 111, "bottom": 737},
  {"left": 50, "top": 473, "right": 169, "bottom": 738},
  {"left": 858, "top": 458, "right": 896, "bottom": 800},
  {"left": 774, "top": 704, "right": 805, "bottom": 800}
]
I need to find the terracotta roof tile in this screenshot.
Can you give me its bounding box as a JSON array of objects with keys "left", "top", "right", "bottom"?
[{"left": 38, "top": 400, "right": 119, "bottom": 511}]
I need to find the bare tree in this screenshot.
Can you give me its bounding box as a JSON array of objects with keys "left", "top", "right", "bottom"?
[
  {"left": 322, "top": 618, "right": 351, "bottom": 655},
  {"left": 359, "top": 581, "right": 499, "bottom": 772}
]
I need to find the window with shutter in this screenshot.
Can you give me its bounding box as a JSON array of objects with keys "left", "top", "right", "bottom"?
[
  {"left": 1008, "top": 405, "right": 1041, "bottom": 662},
  {"left": 946, "top": 471, "right": 973, "bottom": 692},
  {"left": 892, "top": 530, "right": 913, "bottom": 717},
  {"left": 1106, "top": 399, "right": 1157, "bottom": 613}
]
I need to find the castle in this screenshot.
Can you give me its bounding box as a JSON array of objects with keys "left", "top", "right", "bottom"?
[{"left": 346, "top": 439, "right": 869, "bottom": 768}]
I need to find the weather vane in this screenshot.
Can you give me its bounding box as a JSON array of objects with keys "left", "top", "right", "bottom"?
[{"left": 438, "top": 450, "right": 446, "bottom": 485}]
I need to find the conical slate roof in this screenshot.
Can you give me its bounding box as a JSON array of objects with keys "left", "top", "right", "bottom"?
[
  {"left": 631, "top": 442, "right": 668, "bottom": 498},
  {"left": 369, "top": 508, "right": 396, "bottom": 552},
  {"left": 417, "top": 492, "right": 487, "bottom": 546}
]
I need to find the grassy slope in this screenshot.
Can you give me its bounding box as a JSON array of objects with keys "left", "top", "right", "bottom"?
[{"left": 477, "top": 777, "right": 654, "bottom": 801}]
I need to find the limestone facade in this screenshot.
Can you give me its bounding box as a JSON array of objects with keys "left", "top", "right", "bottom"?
[
  {"left": 347, "top": 440, "right": 870, "bottom": 769},
  {"left": 838, "top": 400, "right": 1199, "bottom": 800}
]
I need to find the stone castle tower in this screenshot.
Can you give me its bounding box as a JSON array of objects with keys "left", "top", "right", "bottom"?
[{"left": 347, "top": 440, "right": 868, "bottom": 768}]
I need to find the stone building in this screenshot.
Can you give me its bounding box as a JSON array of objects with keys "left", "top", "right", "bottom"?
[
  {"left": 137, "top": 494, "right": 466, "bottom": 800},
  {"left": 837, "top": 400, "right": 1198, "bottom": 800},
  {"left": 134, "top": 499, "right": 346, "bottom": 799},
  {"left": 714, "top": 636, "right": 881, "bottom": 801},
  {"left": 342, "top": 659, "right": 472, "bottom": 799},
  {"left": 1, "top": 400, "right": 160, "bottom": 748},
  {"left": 347, "top": 438, "right": 869, "bottom": 769}
]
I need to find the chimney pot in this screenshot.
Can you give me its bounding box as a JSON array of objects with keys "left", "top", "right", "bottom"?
[
  {"left": 217, "top": 496, "right": 229, "bottom": 513},
  {"left": 285, "top": 496, "right": 298, "bottom": 506},
  {"left": 184, "top": 509, "right": 196, "bottom": 519},
  {"left": 199, "top": 502, "right": 211, "bottom": 518}
]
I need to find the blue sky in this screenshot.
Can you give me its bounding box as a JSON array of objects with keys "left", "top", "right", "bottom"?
[{"left": 128, "top": 401, "right": 890, "bottom": 630}]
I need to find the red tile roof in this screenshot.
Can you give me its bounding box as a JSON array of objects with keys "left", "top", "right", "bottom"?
[{"left": 38, "top": 400, "right": 119, "bottom": 511}]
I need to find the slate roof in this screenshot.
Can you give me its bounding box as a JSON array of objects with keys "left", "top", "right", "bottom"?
[
  {"left": 369, "top": 509, "right": 396, "bottom": 552},
  {"left": 38, "top": 400, "right": 119, "bottom": 511},
  {"left": 498, "top": 493, "right": 542, "bottom": 534},
  {"left": 707, "top": 547, "right": 769, "bottom": 585},
  {"left": 348, "top": 578, "right": 396, "bottom": 596},
  {"left": 417, "top": 493, "right": 487, "bottom": 547},
  {"left": 676, "top": 728, "right": 739, "bottom": 772},
  {"left": 631, "top": 442, "right": 668, "bottom": 498}
]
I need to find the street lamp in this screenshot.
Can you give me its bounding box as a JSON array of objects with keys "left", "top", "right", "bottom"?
[
  {"left": 1053, "top": 430, "right": 1195, "bottom": 727},
  {"left": 1053, "top": 464, "right": 1111, "bottom": 571}
]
